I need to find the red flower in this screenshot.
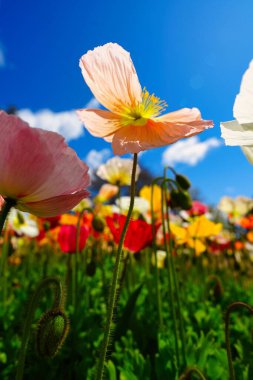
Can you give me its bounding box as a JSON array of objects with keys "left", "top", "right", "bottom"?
[
  {"left": 106, "top": 213, "right": 156, "bottom": 253},
  {"left": 40, "top": 216, "right": 61, "bottom": 229},
  {"left": 58, "top": 224, "right": 90, "bottom": 253},
  {"left": 188, "top": 201, "right": 208, "bottom": 217}
]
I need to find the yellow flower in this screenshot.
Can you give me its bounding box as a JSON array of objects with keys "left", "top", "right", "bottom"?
[
  {"left": 170, "top": 215, "right": 222, "bottom": 256},
  {"left": 139, "top": 184, "right": 162, "bottom": 213}
]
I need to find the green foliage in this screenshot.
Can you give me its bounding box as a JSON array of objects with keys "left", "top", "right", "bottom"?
[{"left": 0, "top": 247, "right": 252, "bottom": 379}]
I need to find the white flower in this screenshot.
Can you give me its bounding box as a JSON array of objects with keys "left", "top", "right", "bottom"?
[
  {"left": 218, "top": 196, "right": 253, "bottom": 220},
  {"left": 8, "top": 209, "right": 39, "bottom": 237},
  {"left": 96, "top": 156, "right": 140, "bottom": 186},
  {"left": 220, "top": 60, "right": 253, "bottom": 163},
  {"left": 115, "top": 196, "right": 149, "bottom": 215},
  {"left": 151, "top": 250, "right": 167, "bottom": 269}
]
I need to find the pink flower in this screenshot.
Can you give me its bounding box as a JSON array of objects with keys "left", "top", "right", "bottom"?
[
  {"left": 77, "top": 43, "right": 213, "bottom": 155},
  {"left": 0, "top": 111, "right": 90, "bottom": 217},
  {"left": 188, "top": 201, "right": 208, "bottom": 216}
]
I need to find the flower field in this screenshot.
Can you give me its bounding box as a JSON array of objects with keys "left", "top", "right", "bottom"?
[
  {"left": 1, "top": 39, "right": 253, "bottom": 380},
  {"left": 1, "top": 159, "right": 253, "bottom": 379}
]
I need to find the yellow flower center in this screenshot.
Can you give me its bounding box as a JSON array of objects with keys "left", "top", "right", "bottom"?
[{"left": 121, "top": 88, "right": 167, "bottom": 126}]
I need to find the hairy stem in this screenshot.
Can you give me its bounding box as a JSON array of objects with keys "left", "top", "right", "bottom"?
[
  {"left": 225, "top": 301, "right": 253, "bottom": 380},
  {"left": 161, "top": 181, "right": 180, "bottom": 369},
  {"left": 15, "top": 277, "right": 65, "bottom": 380},
  {"left": 95, "top": 153, "right": 138, "bottom": 380},
  {"left": 151, "top": 179, "right": 164, "bottom": 329},
  {"left": 179, "top": 367, "right": 208, "bottom": 380}
]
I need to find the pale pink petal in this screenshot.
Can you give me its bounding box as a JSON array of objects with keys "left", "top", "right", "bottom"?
[
  {"left": 156, "top": 108, "right": 202, "bottom": 123},
  {"left": 20, "top": 144, "right": 90, "bottom": 203},
  {"left": 17, "top": 190, "right": 90, "bottom": 217},
  {"left": 76, "top": 108, "right": 122, "bottom": 138},
  {"left": 0, "top": 112, "right": 56, "bottom": 198},
  {"left": 0, "top": 111, "right": 90, "bottom": 217},
  {"left": 112, "top": 118, "right": 213, "bottom": 155},
  {"left": 79, "top": 43, "right": 142, "bottom": 114}
]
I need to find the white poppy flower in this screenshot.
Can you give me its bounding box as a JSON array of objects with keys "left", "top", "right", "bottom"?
[
  {"left": 220, "top": 60, "right": 253, "bottom": 162},
  {"left": 96, "top": 156, "right": 140, "bottom": 186}
]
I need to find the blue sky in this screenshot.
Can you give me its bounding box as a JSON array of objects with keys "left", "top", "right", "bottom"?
[{"left": 1, "top": 0, "right": 253, "bottom": 204}]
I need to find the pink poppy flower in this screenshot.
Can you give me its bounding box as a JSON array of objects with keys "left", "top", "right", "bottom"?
[
  {"left": 188, "top": 201, "right": 208, "bottom": 216},
  {"left": 77, "top": 43, "right": 213, "bottom": 155},
  {"left": 0, "top": 111, "right": 90, "bottom": 217}
]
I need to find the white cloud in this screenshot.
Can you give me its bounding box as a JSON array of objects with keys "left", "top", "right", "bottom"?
[
  {"left": 85, "top": 149, "right": 111, "bottom": 171},
  {"left": 85, "top": 98, "right": 100, "bottom": 109},
  {"left": 162, "top": 136, "right": 222, "bottom": 166},
  {"left": 17, "top": 98, "right": 100, "bottom": 142}
]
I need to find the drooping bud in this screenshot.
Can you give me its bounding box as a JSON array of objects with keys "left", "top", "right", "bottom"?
[
  {"left": 36, "top": 309, "right": 69, "bottom": 358},
  {"left": 92, "top": 216, "right": 105, "bottom": 232},
  {"left": 175, "top": 174, "right": 191, "bottom": 191},
  {"left": 170, "top": 190, "right": 192, "bottom": 210},
  {"left": 206, "top": 275, "right": 224, "bottom": 303}
]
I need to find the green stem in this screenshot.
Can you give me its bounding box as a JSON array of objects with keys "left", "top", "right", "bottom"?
[
  {"left": 95, "top": 153, "right": 138, "bottom": 380},
  {"left": 179, "top": 367, "right": 207, "bottom": 380},
  {"left": 0, "top": 198, "right": 15, "bottom": 236},
  {"left": 15, "top": 277, "right": 65, "bottom": 380},
  {"left": 162, "top": 177, "right": 187, "bottom": 369},
  {"left": 225, "top": 301, "right": 253, "bottom": 380},
  {"left": 151, "top": 180, "right": 163, "bottom": 329},
  {"left": 161, "top": 182, "right": 180, "bottom": 369},
  {"left": 72, "top": 253, "right": 77, "bottom": 310}
]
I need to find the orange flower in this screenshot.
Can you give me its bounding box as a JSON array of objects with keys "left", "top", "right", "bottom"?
[
  {"left": 240, "top": 215, "right": 253, "bottom": 229},
  {"left": 77, "top": 43, "right": 213, "bottom": 155},
  {"left": 247, "top": 230, "right": 253, "bottom": 243},
  {"left": 234, "top": 241, "right": 244, "bottom": 251}
]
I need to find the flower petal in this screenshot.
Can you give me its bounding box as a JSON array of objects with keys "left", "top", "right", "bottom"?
[
  {"left": 112, "top": 117, "right": 213, "bottom": 155},
  {"left": 241, "top": 146, "right": 253, "bottom": 165},
  {"left": 76, "top": 108, "right": 122, "bottom": 138},
  {"left": 220, "top": 120, "right": 253, "bottom": 145},
  {"left": 0, "top": 112, "right": 90, "bottom": 213},
  {"left": 233, "top": 60, "right": 253, "bottom": 125},
  {"left": 17, "top": 190, "right": 90, "bottom": 217},
  {"left": 156, "top": 107, "right": 202, "bottom": 123},
  {"left": 0, "top": 112, "right": 56, "bottom": 198},
  {"left": 79, "top": 43, "right": 142, "bottom": 114}
]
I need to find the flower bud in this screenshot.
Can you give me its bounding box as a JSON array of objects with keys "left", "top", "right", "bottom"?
[
  {"left": 36, "top": 309, "right": 69, "bottom": 358},
  {"left": 175, "top": 174, "right": 191, "bottom": 190},
  {"left": 92, "top": 216, "right": 105, "bottom": 232},
  {"left": 170, "top": 190, "right": 192, "bottom": 210}
]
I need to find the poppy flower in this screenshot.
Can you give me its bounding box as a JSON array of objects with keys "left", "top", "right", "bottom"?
[
  {"left": 96, "top": 156, "right": 140, "bottom": 185},
  {"left": 0, "top": 111, "right": 90, "bottom": 217},
  {"left": 58, "top": 224, "right": 90, "bottom": 253},
  {"left": 8, "top": 209, "right": 39, "bottom": 238},
  {"left": 77, "top": 43, "right": 213, "bottom": 155},
  {"left": 106, "top": 213, "right": 156, "bottom": 253},
  {"left": 139, "top": 184, "right": 163, "bottom": 214},
  {"left": 95, "top": 184, "right": 119, "bottom": 203},
  {"left": 220, "top": 60, "right": 253, "bottom": 163},
  {"left": 187, "top": 201, "right": 208, "bottom": 216},
  {"left": 170, "top": 215, "right": 222, "bottom": 256}
]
